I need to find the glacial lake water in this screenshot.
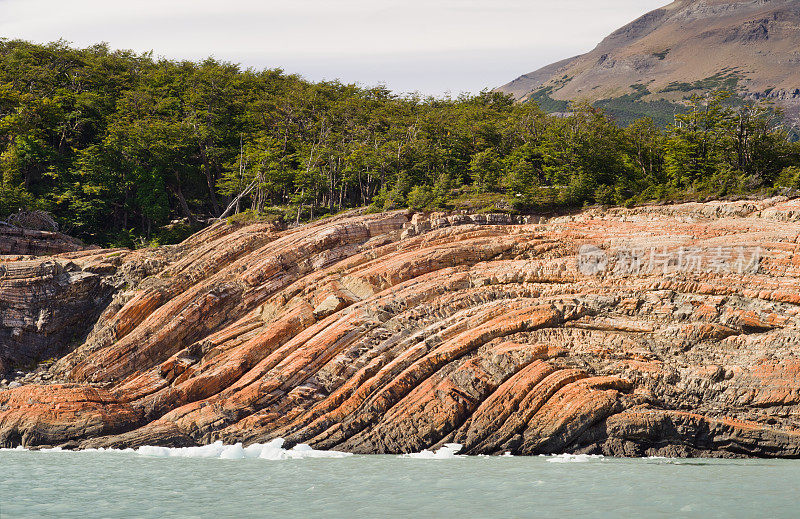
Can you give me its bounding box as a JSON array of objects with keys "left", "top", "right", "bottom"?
[{"left": 1, "top": 443, "right": 799, "bottom": 519}]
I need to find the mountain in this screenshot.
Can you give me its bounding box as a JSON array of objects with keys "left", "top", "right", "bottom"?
[
  {"left": 498, "top": 0, "right": 800, "bottom": 126},
  {"left": 5, "top": 201, "right": 800, "bottom": 457}
]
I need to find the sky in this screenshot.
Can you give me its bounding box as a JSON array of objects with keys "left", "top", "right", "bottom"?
[{"left": 0, "top": 0, "right": 668, "bottom": 96}]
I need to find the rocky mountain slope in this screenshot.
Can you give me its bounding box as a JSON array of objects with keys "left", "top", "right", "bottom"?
[
  {"left": 498, "top": 0, "right": 800, "bottom": 125},
  {"left": 3, "top": 201, "right": 800, "bottom": 456}
]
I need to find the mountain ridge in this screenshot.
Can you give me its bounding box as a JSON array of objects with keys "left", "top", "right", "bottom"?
[{"left": 498, "top": 0, "right": 800, "bottom": 124}]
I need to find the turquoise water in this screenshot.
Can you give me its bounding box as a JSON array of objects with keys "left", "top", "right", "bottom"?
[{"left": 2, "top": 449, "right": 799, "bottom": 518}]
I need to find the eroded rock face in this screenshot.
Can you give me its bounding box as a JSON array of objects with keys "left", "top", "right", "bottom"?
[
  {"left": 0, "top": 225, "right": 100, "bottom": 371},
  {"left": 0, "top": 259, "right": 113, "bottom": 374},
  {"left": 3, "top": 200, "right": 800, "bottom": 457}
]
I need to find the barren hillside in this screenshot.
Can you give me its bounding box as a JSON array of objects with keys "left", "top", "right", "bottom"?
[{"left": 499, "top": 0, "right": 800, "bottom": 124}]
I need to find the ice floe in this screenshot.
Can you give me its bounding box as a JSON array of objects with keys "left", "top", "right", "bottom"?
[
  {"left": 546, "top": 454, "right": 604, "bottom": 463},
  {"left": 400, "top": 443, "right": 464, "bottom": 459}
]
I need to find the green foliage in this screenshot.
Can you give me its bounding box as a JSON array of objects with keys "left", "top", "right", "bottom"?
[
  {"left": 469, "top": 148, "right": 503, "bottom": 192},
  {"left": 775, "top": 166, "right": 800, "bottom": 189},
  {"left": 0, "top": 38, "right": 797, "bottom": 243},
  {"left": 406, "top": 173, "right": 455, "bottom": 210},
  {"left": 662, "top": 92, "right": 791, "bottom": 193},
  {"left": 526, "top": 87, "right": 570, "bottom": 113},
  {"left": 225, "top": 209, "right": 284, "bottom": 226},
  {"left": 406, "top": 185, "right": 435, "bottom": 210},
  {"left": 527, "top": 82, "right": 686, "bottom": 128},
  {"left": 0, "top": 183, "right": 38, "bottom": 217},
  {"left": 661, "top": 70, "right": 741, "bottom": 94},
  {"left": 594, "top": 88, "right": 686, "bottom": 127}
]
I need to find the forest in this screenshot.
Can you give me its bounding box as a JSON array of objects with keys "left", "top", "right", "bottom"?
[{"left": 1, "top": 39, "right": 799, "bottom": 246}]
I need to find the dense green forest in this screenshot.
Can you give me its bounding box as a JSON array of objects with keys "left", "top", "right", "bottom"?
[{"left": 1, "top": 39, "right": 799, "bottom": 246}]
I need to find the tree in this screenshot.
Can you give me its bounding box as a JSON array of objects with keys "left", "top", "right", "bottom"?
[{"left": 0, "top": 39, "right": 798, "bottom": 243}]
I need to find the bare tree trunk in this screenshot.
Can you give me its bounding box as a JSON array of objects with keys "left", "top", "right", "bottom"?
[
  {"left": 236, "top": 136, "right": 244, "bottom": 214},
  {"left": 171, "top": 171, "right": 197, "bottom": 226},
  {"left": 219, "top": 177, "right": 258, "bottom": 220},
  {"left": 199, "top": 145, "right": 221, "bottom": 214},
  {"left": 295, "top": 188, "right": 304, "bottom": 226}
]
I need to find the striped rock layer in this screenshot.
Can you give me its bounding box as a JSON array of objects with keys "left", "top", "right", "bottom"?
[
  {"left": 0, "top": 225, "right": 91, "bottom": 256},
  {"left": 4, "top": 199, "right": 800, "bottom": 457}
]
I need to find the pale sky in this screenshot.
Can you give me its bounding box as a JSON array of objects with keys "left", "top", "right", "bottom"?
[{"left": 0, "top": 0, "right": 667, "bottom": 96}]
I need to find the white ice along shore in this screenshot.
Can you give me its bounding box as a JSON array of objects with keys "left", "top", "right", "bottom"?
[
  {"left": 2, "top": 441, "right": 467, "bottom": 459},
  {"left": 1, "top": 441, "right": 611, "bottom": 461},
  {"left": 1, "top": 439, "right": 352, "bottom": 460},
  {"left": 137, "top": 439, "right": 353, "bottom": 460}
]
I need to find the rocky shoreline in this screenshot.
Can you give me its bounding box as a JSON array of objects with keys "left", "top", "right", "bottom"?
[{"left": 4, "top": 199, "right": 800, "bottom": 457}]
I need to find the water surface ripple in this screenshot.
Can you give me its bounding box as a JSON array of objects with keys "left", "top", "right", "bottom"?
[{"left": 1, "top": 450, "right": 797, "bottom": 518}]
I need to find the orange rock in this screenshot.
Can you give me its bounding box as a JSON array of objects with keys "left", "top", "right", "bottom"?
[{"left": 3, "top": 202, "right": 800, "bottom": 457}]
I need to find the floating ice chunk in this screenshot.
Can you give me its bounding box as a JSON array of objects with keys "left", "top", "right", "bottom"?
[
  {"left": 401, "top": 443, "right": 464, "bottom": 459},
  {"left": 137, "top": 441, "right": 232, "bottom": 458},
  {"left": 546, "top": 454, "right": 604, "bottom": 463},
  {"left": 644, "top": 456, "right": 677, "bottom": 465},
  {"left": 74, "top": 447, "right": 136, "bottom": 454},
  {"left": 256, "top": 439, "right": 289, "bottom": 460},
  {"left": 219, "top": 443, "right": 246, "bottom": 459},
  {"left": 285, "top": 443, "right": 347, "bottom": 459}
]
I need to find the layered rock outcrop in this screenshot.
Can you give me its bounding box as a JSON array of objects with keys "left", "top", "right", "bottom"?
[
  {"left": 3, "top": 199, "right": 800, "bottom": 457},
  {"left": 0, "top": 224, "right": 91, "bottom": 256}
]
